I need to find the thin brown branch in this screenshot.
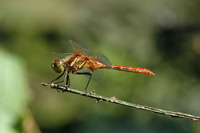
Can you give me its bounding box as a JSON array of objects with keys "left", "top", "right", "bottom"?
[{"left": 41, "top": 82, "right": 200, "bottom": 122}]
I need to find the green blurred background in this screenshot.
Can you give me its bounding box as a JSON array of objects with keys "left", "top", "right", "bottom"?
[{"left": 1, "top": 0, "right": 200, "bottom": 132}]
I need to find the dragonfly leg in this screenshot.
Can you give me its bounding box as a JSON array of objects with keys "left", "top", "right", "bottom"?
[
  {"left": 76, "top": 72, "right": 92, "bottom": 94},
  {"left": 49, "top": 70, "right": 66, "bottom": 84},
  {"left": 54, "top": 73, "right": 67, "bottom": 84},
  {"left": 66, "top": 74, "right": 70, "bottom": 87}
]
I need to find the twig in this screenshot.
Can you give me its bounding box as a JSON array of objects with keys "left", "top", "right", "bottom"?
[{"left": 41, "top": 82, "right": 200, "bottom": 122}]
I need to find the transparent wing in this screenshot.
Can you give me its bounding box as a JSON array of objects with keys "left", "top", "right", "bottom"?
[
  {"left": 77, "top": 68, "right": 104, "bottom": 80},
  {"left": 92, "top": 69, "right": 104, "bottom": 80},
  {"left": 91, "top": 52, "right": 111, "bottom": 65},
  {"left": 52, "top": 51, "right": 73, "bottom": 59},
  {"left": 69, "top": 40, "right": 91, "bottom": 55}
]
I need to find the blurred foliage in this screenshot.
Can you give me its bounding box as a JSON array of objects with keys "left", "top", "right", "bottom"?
[
  {"left": 0, "top": 49, "right": 40, "bottom": 133},
  {"left": 0, "top": 0, "right": 200, "bottom": 132}
]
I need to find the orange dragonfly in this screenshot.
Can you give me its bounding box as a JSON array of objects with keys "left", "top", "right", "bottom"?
[{"left": 49, "top": 40, "right": 155, "bottom": 93}]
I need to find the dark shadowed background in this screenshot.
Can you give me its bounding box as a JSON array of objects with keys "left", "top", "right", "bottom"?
[{"left": 1, "top": 0, "right": 200, "bottom": 133}]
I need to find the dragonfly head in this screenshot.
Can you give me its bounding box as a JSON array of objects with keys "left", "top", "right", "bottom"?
[{"left": 51, "top": 59, "right": 65, "bottom": 73}]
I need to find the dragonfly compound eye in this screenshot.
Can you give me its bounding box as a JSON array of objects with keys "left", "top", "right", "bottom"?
[{"left": 51, "top": 59, "right": 65, "bottom": 73}]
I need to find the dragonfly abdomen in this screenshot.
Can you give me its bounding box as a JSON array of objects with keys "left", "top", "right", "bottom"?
[{"left": 108, "top": 65, "right": 155, "bottom": 75}]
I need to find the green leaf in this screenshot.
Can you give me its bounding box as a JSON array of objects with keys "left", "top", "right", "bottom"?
[{"left": 0, "top": 49, "right": 31, "bottom": 133}]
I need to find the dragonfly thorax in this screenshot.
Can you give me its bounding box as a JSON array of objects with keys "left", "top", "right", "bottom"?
[{"left": 51, "top": 59, "right": 65, "bottom": 73}]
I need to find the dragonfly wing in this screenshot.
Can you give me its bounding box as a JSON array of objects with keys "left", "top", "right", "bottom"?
[
  {"left": 69, "top": 40, "right": 91, "bottom": 55},
  {"left": 76, "top": 67, "right": 104, "bottom": 80},
  {"left": 91, "top": 52, "right": 112, "bottom": 66},
  {"left": 92, "top": 69, "right": 104, "bottom": 80},
  {"left": 52, "top": 51, "right": 73, "bottom": 59}
]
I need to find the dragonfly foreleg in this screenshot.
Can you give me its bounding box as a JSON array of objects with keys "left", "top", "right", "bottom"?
[
  {"left": 75, "top": 72, "right": 92, "bottom": 94},
  {"left": 54, "top": 73, "right": 67, "bottom": 84},
  {"left": 49, "top": 70, "right": 66, "bottom": 84}
]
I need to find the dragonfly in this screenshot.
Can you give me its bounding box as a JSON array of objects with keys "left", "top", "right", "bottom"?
[{"left": 49, "top": 40, "right": 155, "bottom": 93}]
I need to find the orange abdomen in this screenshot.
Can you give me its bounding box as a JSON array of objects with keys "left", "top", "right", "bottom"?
[{"left": 107, "top": 65, "right": 155, "bottom": 75}]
